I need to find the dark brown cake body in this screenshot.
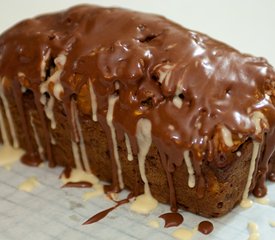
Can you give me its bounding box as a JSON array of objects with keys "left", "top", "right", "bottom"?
[{"left": 0, "top": 5, "right": 275, "bottom": 217}]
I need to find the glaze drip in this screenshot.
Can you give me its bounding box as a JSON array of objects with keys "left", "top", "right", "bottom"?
[
  {"left": 106, "top": 94, "right": 124, "bottom": 189},
  {"left": 71, "top": 100, "right": 91, "bottom": 172},
  {"left": 0, "top": 77, "right": 19, "bottom": 148},
  {"left": 130, "top": 118, "right": 158, "bottom": 214},
  {"left": 88, "top": 79, "right": 98, "bottom": 122},
  {"left": 30, "top": 112, "right": 45, "bottom": 160},
  {"left": 240, "top": 141, "right": 261, "bottom": 208}
]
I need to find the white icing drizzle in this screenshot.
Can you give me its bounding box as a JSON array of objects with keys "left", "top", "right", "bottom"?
[
  {"left": 265, "top": 93, "right": 271, "bottom": 102},
  {"left": 0, "top": 78, "right": 24, "bottom": 167},
  {"left": 88, "top": 79, "right": 98, "bottom": 122},
  {"left": 39, "top": 53, "right": 67, "bottom": 129},
  {"left": 53, "top": 53, "right": 66, "bottom": 100},
  {"left": 72, "top": 101, "right": 91, "bottom": 173},
  {"left": 183, "top": 150, "right": 196, "bottom": 188},
  {"left": 0, "top": 78, "right": 19, "bottom": 148},
  {"left": 71, "top": 100, "right": 91, "bottom": 172},
  {"left": 40, "top": 93, "right": 56, "bottom": 129},
  {"left": 60, "top": 168, "right": 103, "bottom": 201},
  {"left": 106, "top": 95, "right": 124, "bottom": 189},
  {"left": 168, "top": 124, "right": 175, "bottom": 131},
  {"left": 0, "top": 145, "right": 25, "bottom": 167},
  {"left": 52, "top": 72, "right": 63, "bottom": 100},
  {"left": 50, "top": 134, "right": 56, "bottom": 145},
  {"left": 240, "top": 111, "right": 268, "bottom": 208},
  {"left": 221, "top": 125, "right": 234, "bottom": 147},
  {"left": 18, "top": 73, "right": 27, "bottom": 93},
  {"left": 240, "top": 141, "right": 260, "bottom": 208},
  {"left": 61, "top": 168, "right": 98, "bottom": 185},
  {"left": 172, "top": 227, "right": 196, "bottom": 240},
  {"left": 157, "top": 63, "right": 174, "bottom": 86},
  {"left": 115, "top": 81, "right": 120, "bottom": 90},
  {"left": 251, "top": 111, "right": 268, "bottom": 135},
  {"left": 71, "top": 140, "right": 83, "bottom": 170},
  {"left": 124, "top": 133, "right": 133, "bottom": 161},
  {"left": 130, "top": 118, "right": 158, "bottom": 214},
  {"left": 254, "top": 196, "right": 269, "bottom": 205},
  {"left": 40, "top": 53, "right": 66, "bottom": 102},
  {"left": 247, "top": 222, "right": 260, "bottom": 240},
  {"left": 40, "top": 54, "right": 58, "bottom": 130},
  {"left": 40, "top": 49, "right": 51, "bottom": 79},
  {"left": 236, "top": 151, "right": 242, "bottom": 157},
  {"left": 147, "top": 220, "right": 160, "bottom": 229},
  {"left": 165, "top": 43, "right": 177, "bottom": 50},
  {"left": 194, "top": 120, "right": 202, "bottom": 130},
  {"left": 172, "top": 76, "right": 183, "bottom": 109},
  {"left": 21, "top": 86, "right": 27, "bottom": 93},
  {"left": 173, "top": 96, "right": 183, "bottom": 109},
  {"left": 18, "top": 177, "right": 39, "bottom": 192},
  {"left": 30, "top": 113, "right": 45, "bottom": 160},
  {"left": 82, "top": 184, "right": 104, "bottom": 201}
]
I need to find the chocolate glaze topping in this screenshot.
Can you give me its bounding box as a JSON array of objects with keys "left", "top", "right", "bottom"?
[{"left": 0, "top": 5, "right": 275, "bottom": 205}]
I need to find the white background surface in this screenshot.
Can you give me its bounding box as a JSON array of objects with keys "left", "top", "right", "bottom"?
[
  {"left": 0, "top": 1, "right": 275, "bottom": 240},
  {"left": 0, "top": 0, "right": 275, "bottom": 66}
]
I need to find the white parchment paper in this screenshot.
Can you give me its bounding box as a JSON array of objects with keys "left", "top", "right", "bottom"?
[{"left": 0, "top": 162, "right": 274, "bottom": 240}]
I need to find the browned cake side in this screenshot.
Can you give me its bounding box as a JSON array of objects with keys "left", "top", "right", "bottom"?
[
  {"left": 1, "top": 88, "right": 255, "bottom": 217},
  {"left": 0, "top": 5, "right": 275, "bottom": 217}
]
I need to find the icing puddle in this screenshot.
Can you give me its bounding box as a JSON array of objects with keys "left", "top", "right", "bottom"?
[
  {"left": 247, "top": 222, "right": 260, "bottom": 240},
  {"left": 18, "top": 176, "right": 40, "bottom": 192},
  {"left": 0, "top": 144, "right": 25, "bottom": 168},
  {"left": 172, "top": 227, "right": 197, "bottom": 240},
  {"left": 148, "top": 219, "right": 160, "bottom": 229},
  {"left": 60, "top": 168, "right": 104, "bottom": 201}
]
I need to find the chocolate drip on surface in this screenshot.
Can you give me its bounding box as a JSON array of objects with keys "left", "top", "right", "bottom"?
[
  {"left": 82, "top": 195, "right": 132, "bottom": 225},
  {"left": 198, "top": 220, "right": 214, "bottom": 235},
  {"left": 62, "top": 181, "right": 93, "bottom": 188},
  {"left": 158, "top": 146, "right": 178, "bottom": 212},
  {"left": 21, "top": 152, "right": 42, "bottom": 167},
  {"left": 253, "top": 129, "right": 275, "bottom": 197},
  {"left": 159, "top": 212, "right": 184, "bottom": 228}
]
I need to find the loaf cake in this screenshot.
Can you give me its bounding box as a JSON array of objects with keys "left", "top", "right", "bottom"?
[{"left": 0, "top": 5, "right": 275, "bottom": 217}]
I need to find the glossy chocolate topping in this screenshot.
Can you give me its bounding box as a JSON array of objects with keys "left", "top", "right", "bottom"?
[{"left": 0, "top": 5, "right": 275, "bottom": 201}]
